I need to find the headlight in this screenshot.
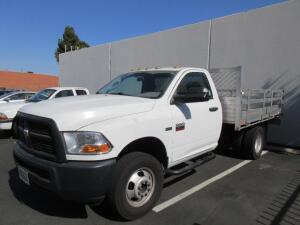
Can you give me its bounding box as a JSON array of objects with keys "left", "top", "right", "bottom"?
[
  {"left": 0, "top": 113, "right": 8, "bottom": 121},
  {"left": 63, "top": 132, "right": 113, "bottom": 155}
]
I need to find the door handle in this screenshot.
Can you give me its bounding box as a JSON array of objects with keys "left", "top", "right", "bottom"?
[{"left": 209, "top": 107, "right": 218, "bottom": 112}]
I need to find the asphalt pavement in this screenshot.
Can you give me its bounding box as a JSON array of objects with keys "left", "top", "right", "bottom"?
[{"left": 0, "top": 137, "right": 299, "bottom": 225}]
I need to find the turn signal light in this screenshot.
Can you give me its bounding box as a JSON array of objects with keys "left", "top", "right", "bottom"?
[
  {"left": 0, "top": 113, "right": 8, "bottom": 121},
  {"left": 82, "top": 144, "right": 111, "bottom": 154}
]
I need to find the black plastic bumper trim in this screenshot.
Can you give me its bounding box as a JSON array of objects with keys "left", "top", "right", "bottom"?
[
  {"left": 13, "top": 142, "right": 116, "bottom": 203},
  {"left": 0, "top": 119, "right": 13, "bottom": 123}
]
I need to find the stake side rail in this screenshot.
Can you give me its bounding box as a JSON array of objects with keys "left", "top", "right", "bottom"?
[{"left": 210, "top": 67, "right": 284, "bottom": 131}]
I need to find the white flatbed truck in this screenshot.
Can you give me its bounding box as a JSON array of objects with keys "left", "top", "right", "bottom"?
[{"left": 12, "top": 67, "right": 283, "bottom": 220}]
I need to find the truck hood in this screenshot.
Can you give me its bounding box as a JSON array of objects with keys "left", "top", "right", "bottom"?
[
  {"left": 19, "top": 94, "right": 156, "bottom": 130},
  {"left": 0, "top": 101, "right": 28, "bottom": 118}
]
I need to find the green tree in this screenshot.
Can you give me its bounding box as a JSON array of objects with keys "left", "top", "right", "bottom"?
[{"left": 55, "top": 26, "right": 89, "bottom": 62}]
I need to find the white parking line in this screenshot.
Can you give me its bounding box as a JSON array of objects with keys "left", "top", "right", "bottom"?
[{"left": 153, "top": 151, "right": 268, "bottom": 213}]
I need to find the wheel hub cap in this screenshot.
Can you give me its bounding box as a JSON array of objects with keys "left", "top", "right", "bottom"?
[
  {"left": 126, "top": 168, "right": 155, "bottom": 207},
  {"left": 255, "top": 134, "right": 263, "bottom": 154}
]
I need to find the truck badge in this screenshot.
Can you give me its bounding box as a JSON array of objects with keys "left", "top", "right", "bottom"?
[{"left": 176, "top": 123, "right": 185, "bottom": 131}]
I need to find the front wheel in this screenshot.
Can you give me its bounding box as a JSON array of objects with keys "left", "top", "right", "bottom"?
[{"left": 107, "top": 152, "right": 163, "bottom": 220}]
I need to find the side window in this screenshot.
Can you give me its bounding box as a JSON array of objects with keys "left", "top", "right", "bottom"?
[
  {"left": 6, "top": 93, "right": 26, "bottom": 100},
  {"left": 176, "top": 72, "right": 213, "bottom": 99},
  {"left": 55, "top": 90, "right": 74, "bottom": 98},
  {"left": 25, "top": 93, "right": 34, "bottom": 99},
  {"left": 75, "top": 90, "right": 87, "bottom": 95}
]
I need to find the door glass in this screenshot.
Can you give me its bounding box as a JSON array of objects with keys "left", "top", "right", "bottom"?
[
  {"left": 176, "top": 72, "right": 213, "bottom": 100},
  {"left": 6, "top": 93, "right": 26, "bottom": 101},
  {"left": 55, "top": 90, "right": 74, "bottom": 98},
  {"left": 75, "top": 90, "right": 87, "bottom": 95},
  {"left": 25, "top": 93, "right": 34, "bottom": 99}
]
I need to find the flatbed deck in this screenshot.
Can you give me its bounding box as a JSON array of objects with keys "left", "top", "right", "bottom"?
[{"left": 210, "top": 67, "right": 283, "bottom": 131}]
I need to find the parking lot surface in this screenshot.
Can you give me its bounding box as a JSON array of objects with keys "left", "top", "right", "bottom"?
[{"left": 0, "top": 137, "right": 299, "bottom": 225}]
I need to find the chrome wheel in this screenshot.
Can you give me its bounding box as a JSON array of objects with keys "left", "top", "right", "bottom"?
[
  {"left": 254, "top": 133, "right": 263, "bottom": 154},
  {"left": 125, "top": 167, "right": 155, "bottom": 207}
]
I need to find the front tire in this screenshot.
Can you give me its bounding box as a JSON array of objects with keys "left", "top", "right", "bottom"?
[{"left": 107, "top": 152, "right": 163, "bottom": 220}]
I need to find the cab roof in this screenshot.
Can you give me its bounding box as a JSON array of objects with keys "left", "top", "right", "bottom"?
[
  {"left": 131, "top": 67, "right": 206, "bottom": 73},
  {"left": 46, "top": 87, "right": 88, "bottom": 91}
]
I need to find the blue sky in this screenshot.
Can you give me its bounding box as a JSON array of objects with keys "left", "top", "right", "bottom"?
[{"left": 0, "top": 0, "right": 284, "bottom": 76}]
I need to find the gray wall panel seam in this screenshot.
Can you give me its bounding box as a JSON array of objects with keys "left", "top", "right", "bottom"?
[
  {"left": 109, "top": 43, "right": 112, "bottom": 81},
  {"left": 207, "top": 19, "right": 212, "bottom": 70}
]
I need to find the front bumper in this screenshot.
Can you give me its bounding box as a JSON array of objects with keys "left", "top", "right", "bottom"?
[{"left": 13, "top": 142, "right": 116, "bottom": 203}]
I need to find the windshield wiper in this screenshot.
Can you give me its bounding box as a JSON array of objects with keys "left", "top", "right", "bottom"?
[
  {"left": 26, "top": 99, "right": 41, "bottom": 103},
  {"left": 107, "top": 92, "right": 132, "bottom": 96}
]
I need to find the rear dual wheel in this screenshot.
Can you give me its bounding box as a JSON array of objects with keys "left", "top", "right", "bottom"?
[
  {"left": 232, "top": 126, "right": 265, "bottom": 159},
  {"left": 243, "top": 126, "right": 265, "bottom": 159}
]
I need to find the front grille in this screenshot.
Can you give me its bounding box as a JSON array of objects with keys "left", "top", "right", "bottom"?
[{"left": 14, "top": 113, "right": 61, "bottom": 161}]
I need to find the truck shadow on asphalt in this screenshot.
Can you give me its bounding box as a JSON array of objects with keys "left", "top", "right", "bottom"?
[
  {"left": 213, "top": 147, "right": 245, "bottom": 160},
  {"left": 8, "top": 168, "right": 88, "bottom": 218},
  {"left": 89, "top": 203, "right": 126, "bottom": 221}
]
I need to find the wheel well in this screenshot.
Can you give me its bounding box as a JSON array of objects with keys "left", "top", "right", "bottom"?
[
  {"left": 117, "top": 137, "right": 168, "bottom": 169},
  {"left": 241, "top": 124, "right": 268, "bottom": 135}
]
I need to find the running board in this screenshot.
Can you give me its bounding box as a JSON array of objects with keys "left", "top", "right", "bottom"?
[{"left": 166, "top": 152, "right": 216, "bottom": 176}]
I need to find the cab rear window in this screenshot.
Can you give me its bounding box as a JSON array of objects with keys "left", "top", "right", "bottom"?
[{"left": 76, "top": 90, "right": 87, "bottom": 95}]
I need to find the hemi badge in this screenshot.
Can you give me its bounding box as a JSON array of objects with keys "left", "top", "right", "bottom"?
[
  {"left": 165, "top": 127, "right": 172, "bottom": 131},
  {"left": 176, "top": 123, "right": 185, "bottom": 131}
]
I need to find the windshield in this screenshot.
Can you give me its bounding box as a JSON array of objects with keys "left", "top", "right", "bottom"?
[
  {"left": 27, "top": 89, "right": 56, "bottom": 102},
  {"left": 0, "top": 92, "right": 14, "bottom": 99},
  {"left": 0, "top": 91, "right": 13, "bottom": 98},
  {"left": 97, "top": 72, "right": 175, "bottom": 99}
]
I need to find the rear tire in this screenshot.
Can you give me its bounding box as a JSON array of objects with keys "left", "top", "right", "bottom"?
[
  {"left": 107, "top": 152, "right": 163, "bottom": 220},
  {"left": 243, "top": 126, "right": 265, "bottom": 159},
  {"left": 232, "top": 131, "right": 245, "bottom": 157}
]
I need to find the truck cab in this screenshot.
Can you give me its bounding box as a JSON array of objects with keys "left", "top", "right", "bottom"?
[{"left": 12, "top": 68, "right": 231, "bottom": 219}]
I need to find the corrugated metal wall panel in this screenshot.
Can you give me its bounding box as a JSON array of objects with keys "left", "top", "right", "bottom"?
[
  {"left": 59, "top": 44, "right": 111, "bottom": 93},
  {"left": 110, "top": 22, "right": 210, "bottom": 78}
]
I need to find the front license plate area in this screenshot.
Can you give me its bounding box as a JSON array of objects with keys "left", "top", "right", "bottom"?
[{"left": 18, "top": 165, "right": 30, "bottom": 185}]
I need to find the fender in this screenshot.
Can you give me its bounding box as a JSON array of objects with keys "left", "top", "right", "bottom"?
[{"left": 72, "top": 108, "right": 173, "bottom": 162}]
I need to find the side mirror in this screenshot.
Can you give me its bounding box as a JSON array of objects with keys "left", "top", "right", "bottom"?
[{"left": 4, "top": 98, "right": 10, "bottom": 102}]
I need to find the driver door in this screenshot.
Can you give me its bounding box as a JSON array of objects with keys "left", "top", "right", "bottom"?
[{"left": 170, "top": 71, "right": 221, "bottom": 162}]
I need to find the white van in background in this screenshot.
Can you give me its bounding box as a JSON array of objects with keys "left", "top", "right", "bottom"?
[
  {"left": 0, "top": 87, "right": 89, "bottom": 130},
  {"left": 0, "top": 92, "right": 35, "bottom": 104}
]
